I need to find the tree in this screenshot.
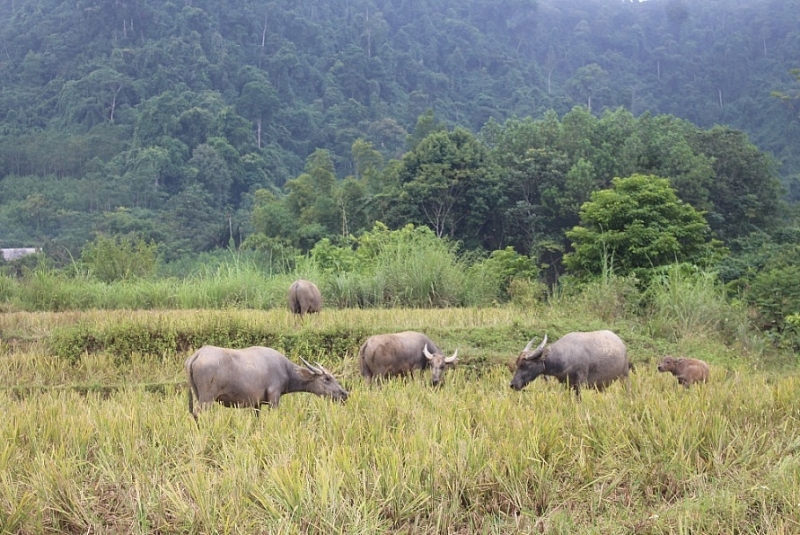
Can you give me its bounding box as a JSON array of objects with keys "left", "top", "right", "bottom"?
[
  {"left": 188, "top": 143, "right": 232, "bottom": 210},
  {"left": 564, "top": 174, "right": 715, "bottom": 277},
  {"left": 248, "top": 189, "right": 299, "bottom": 246},
  {"left": 278, "top": 149, "right": 341, "bottom": 247},
  {"left": 396, "top": 127, "right": 500, "bottom": 248},
  {"left": 567, "top": 64, "right": 609, "bottom": 113},
  {"left": 162, "top": 184, "right": 222, "bottom": 257},
  {"left": 772, "top": 68, "right": 800, "bottom": 121},
  {"left": 236, "top": 79, "right": 279, "bottom": 149},
  {"left": 406, "top": 110, "right": 446, "bottom": 152},
  {"left": 692, "top": 126, "right": 784, "bottom": 240}
]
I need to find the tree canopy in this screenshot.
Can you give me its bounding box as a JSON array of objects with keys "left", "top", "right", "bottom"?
[
  {"left": 564, "top": 174, "right": 715, "bottom": 277},
  {"left": 0, "top": 0, "right": 796, "bottom": 281}
]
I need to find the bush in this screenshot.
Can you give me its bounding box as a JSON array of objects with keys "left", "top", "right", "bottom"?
[
  {"left": 745, "top": 264, "right": 800, "bottom": 332},
  {"left": 310, "top": 222, "right": 501, "bottom": 307},
  {"left": 645, "top": 263, "right": 748, "bottom": 341},
  {"left": 80, "top": 234, "right": 158, "bottom": 282}
]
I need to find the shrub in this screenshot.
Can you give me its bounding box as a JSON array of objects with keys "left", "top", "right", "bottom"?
[
  {"left": 745, "top": 264, "right": 800, "bottom": 332},
  {"left": 645, "top": 263, "right": 748, "bottom": 341},
  {"left": 80, "top": 234, "right": 158, "bottom": 282}
]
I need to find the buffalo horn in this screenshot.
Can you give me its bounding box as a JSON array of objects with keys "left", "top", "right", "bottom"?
[
  {"left": 445, "top": 349, "right": 458, "bottom": 364},
  {"left": 299, "top": 356, "right": 322, "bottom": 375},
  {"left": 423, "top": 343, "right": 434, "bottom": 360},
  {"left": 523, "top": 334, "right": 548, "bottom": 360}
]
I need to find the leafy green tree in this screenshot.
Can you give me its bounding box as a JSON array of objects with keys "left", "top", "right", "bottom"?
[
  {"left": 247, "top": 189, "right": 299, "bottom": 246},
  {"left": 772, "top": 68, "right": 800, "bottom": 121},
  {"left": 406, "top": 110, "right": 446, "bottom": 151},
  {"left": 636, "top": 114, "right": 715, "bottom": 211},
  {"left": 395, "top": 127, "right": 500, "bottom": 248},
  {"left": 351, "top": 138, "right": 384, "bottom": 187},
  {"left": 162, "top": 184, "right": 222, "bottom": 257},
  {"left": 567, "top": 63, "right": 609, "bottom": 112},
  {"left": 335, "top": 177, "right": 369, "bottom": 238},
  {"left": 176, "top": 107, "right": 214, "bottom": 151},
  {"left": 284, "top": 149, "right": 339, "bottom": 240},
  {"left": 692, "top": 126, "right": 784, "bottom": 240},
  {"left": 188, "top": 143, "right": 230, "bottom": 197},
  {"left": 236, "top": 78, "right": 279, "bottom": 149},
  {"left": 564, "top": 174, "right": 716, "bottom": 277},
  {"left": 484, "top": 114, "right": 567, "bottom": 255}
]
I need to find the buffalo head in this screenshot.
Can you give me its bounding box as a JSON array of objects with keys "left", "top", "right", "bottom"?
[
  {"left": 423, "top": 344, "right": 458, "bottom": 386},
  {"left": 299, "top": 357, "right": 349, "bottom": 401},
  {"left": 510, "top": 335, "right": 548, "bottom": 391},
  {"left": 657, "top": 356, "right": 678, "bottom": 373}
]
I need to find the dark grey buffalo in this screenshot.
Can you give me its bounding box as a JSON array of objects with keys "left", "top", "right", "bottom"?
[
  {"left": 288, "top": 279, "right": 322, "bottom": 315},
  {"left": 358, "top": 331, "right": 458, "bottom": 386},
  {"left": 185, "top": 345, "right": 348, "bottom": 420},
  {"left": 510, "top": 330, "right": 630, "bottom": 396}
]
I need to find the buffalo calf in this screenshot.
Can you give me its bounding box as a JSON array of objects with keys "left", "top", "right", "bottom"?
[{"left": 657, "top": 356, "right": 709, "bottom": 387}]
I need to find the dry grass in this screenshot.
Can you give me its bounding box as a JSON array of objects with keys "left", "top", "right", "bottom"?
[{"left": 1, "top": 307, "right": 799, "bottom": 533}]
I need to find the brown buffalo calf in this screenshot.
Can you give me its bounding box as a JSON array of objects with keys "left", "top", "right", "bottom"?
[{"left": 657, "top": 356, "right": 709, "bottom": 387}]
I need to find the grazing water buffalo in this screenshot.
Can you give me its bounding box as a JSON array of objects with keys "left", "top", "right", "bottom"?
[
  {"left": 288, "top": 279, "right": 322, "bottom": 315},
  {"left": 359, "top": 331, "right": 458, "bottom": 386},
  {"left": 185, "top": 345, "right": 348, "bottom": 420},
  {"left": 510, "top": 330, "right": 630, "bottom": 396},
  {"left": 657, "top": 356, "right": 709, "bottom": 387}
]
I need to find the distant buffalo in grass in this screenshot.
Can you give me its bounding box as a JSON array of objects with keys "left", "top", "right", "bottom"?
[
  {"left": 359, "top": 331, "right": 458, "bottom": 387},
  {"left": 288, "top": 279, "right": 322, "bottom": 315}
]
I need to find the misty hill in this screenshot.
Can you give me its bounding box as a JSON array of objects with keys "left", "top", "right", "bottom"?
[{"left": 0, "top": 0, "right": 798, "bottom": 255}]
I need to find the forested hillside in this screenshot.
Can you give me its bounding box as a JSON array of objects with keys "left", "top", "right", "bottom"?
[{"left": 0, "top": 0, "right": 798, "bottom": 261}]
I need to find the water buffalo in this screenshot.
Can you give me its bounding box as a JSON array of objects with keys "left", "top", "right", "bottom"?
[
  {"left": 510, "top": 330, "right": 630, "bottom": 396},
  {"left": 185, "top": 345, "right": 348, "bottom": 420},
  {"left": 657, "top": 356, "right": 709, "bottom": 387},
  {"left": 358, "top": 331, "right": 458, "bottom": 387},
  {"left": 288, "top": 279, "right": 322, "bottom": 315}
]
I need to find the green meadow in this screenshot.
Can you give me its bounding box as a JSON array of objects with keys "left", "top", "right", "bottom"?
[{"left": 1, "top": 289, "right": 799, "bottom": 533}]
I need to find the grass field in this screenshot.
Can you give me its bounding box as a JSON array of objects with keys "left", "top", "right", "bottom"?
[{"left": 1, "top": 306, "right": 798, "bottom": 534}]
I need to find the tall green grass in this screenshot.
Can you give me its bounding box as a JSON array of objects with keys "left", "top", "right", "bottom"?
[
  {"left": 645, "top": 264, "right": 748, "bottom": 341},
  {"left": 1, "top": 256, "right": 496, "bottom": 312}
]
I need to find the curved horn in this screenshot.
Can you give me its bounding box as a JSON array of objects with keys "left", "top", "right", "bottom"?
[
  {"left": 522, "top": 334, "right": 548, "bottom": 360},
  {"left": 444, "top": 349, "right": 458, "bottom": 364},
  {"left": 423, "top": 343, "right": 434, "bottom": 360},
  {"left": 523, "top": 338, "right": 537, "bottom": 352},
  {"left": 299, "top": 356, "right": 322, "bottom": 375},
  {"left": 315, "top": 362, "right": 331, "bottom": 374}
]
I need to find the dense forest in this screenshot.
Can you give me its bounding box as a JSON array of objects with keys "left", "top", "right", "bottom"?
[{"left": 0, "top": 0, "right": 798, "bottom": 285}]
